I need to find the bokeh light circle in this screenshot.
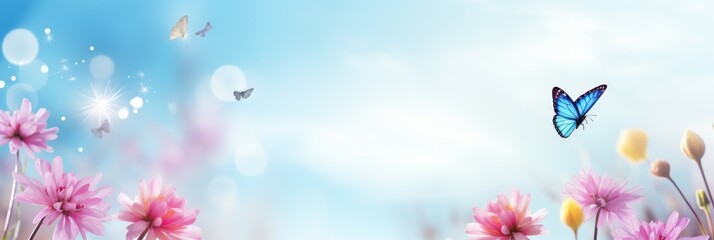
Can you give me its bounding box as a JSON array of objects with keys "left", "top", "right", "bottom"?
[
  {"left": 210, "top": 65, "right": 247, "bottom": 102},
  {"left": 6, "top": 83, "right": 37, "bottom": 110},
  {"left": 2, "top": 29, "right": 39, "bottom": 65},
  {"left": 118, "top": 107, "right": 129, "bottom": 119},
  {"left": 89, "top": 55, "right": 114, "bottom": 80},
  {"left": 206, "top": 175, "right": 239, "bottom": 210},
  {"left": 40, "top": 64, "right": 48, "bottom": 73},
  {"left": 44, "top": 28, "right": 51, "bottom": 35},
  {"left": 234, "top": 142, "right": 268, "bottom": 177},
  {"left": 129, "top": 96, "right": 143, "bottom": 109},
  {"left": 0, "top": 81, "right": 5, "bottom": 88},
  {"left": 19, "top": 60, "right": 48, "bottom": 90}
]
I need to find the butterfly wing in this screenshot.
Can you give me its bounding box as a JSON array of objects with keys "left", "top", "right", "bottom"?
[
  {"left": 574, "top": 84, "right": 607, "bottom": 116},
  {"left": 101, "top": 119, "right": 111, "bottom": 133},
  {"left": 553, "top": 115, "right": 577, "bottom": 138},
  {"left": 195, "top": 30, "right": 206, "bottom": 37},
  {"left": 233, "top": 90, "right": 242, "bottom": 101},
  {"left": 552, "top": 87, "right": 581, "bottom": 138},
  {"left": 242, "top": 88, "right": 254, "bottom": 99},
  {"left": 205, "top": 22, "right": 212, "bottom": 31},
  {"left": 91, "top": 128, "right": 103, "bottom": 139},
  {"left": 169, "top": 15, "right": 188, "bottom": 40}
]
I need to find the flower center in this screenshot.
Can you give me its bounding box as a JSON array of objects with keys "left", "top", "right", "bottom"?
[
  {"left": 596, "top": 198, "right": 607, "bottom": 207},
  {"left": 51, "top": 186, "right": 84, "bottom": 214},
  {"left": 11, "top": 124, "right": 23, "bottom": 141}
]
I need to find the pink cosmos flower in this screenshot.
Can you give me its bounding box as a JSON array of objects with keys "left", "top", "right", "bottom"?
[
  {"left": 613, "top": 212, "right": 709, "bottom": 240},
  {"left": 0, "top": 98, "right": 58, "bottom": 154},
  {"left": 466, "top": 189, "right": 547, "bottom": 240},
  {"left": 117, "top": 176, "right": 201, "bottom": 240},
  {"left": 13, "top": 156, "right": 112, "bottom": 240},
  {"left": 563, "top": 170, "right": 642, "bottom": 227}
]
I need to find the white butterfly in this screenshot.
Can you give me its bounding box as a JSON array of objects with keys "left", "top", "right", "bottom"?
[
  {"left": 91, "top": 119, "right": 111, "bottom": 139},
  {"left": 233, "top": 88, "right": 254, "bottom": 101},
  {"left": 169, "top": 15, "right": 188, "bottom": 40}
]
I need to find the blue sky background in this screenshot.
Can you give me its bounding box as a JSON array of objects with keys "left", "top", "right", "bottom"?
[{"left": 2, "top": 0, "right": 714, "bottom": 239}]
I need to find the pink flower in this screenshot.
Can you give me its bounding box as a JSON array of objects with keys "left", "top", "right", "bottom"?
[
  {"left": 613, "top": 212, "right": 709, "bottom": 240},
  {"left": 118, "top": 176, "right": 201, "bottom": 240},
  {"left": 13, "top": 156, "right": 112, "bottom": 240},
  {"left": 466, "top": 189, "right": 547, "bottom": 240},
  {"left": 0, "top": 98, "right": 58, "bottom": 154},
  {"left": 563, "top": 170, "right": 641, "bottom": 227}
]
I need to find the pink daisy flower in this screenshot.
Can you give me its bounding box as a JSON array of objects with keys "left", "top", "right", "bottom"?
[
  {"left": 466, "top": 189, "right": 547, "bottom": 240},
  {"left": 117, "top": 176, "right": 201, "bottom": 240},
  {"left": 13, "top": 156, "right": 112, "bottom": 240},
  {"left": 563, "top": 170, "right": 641, "bottom": 227},
  {"left": 613, "top": 211, "right": 709, "bottom": 240},
  {"left": 0, "top": 98, "right": 58, "bottom": 155}
]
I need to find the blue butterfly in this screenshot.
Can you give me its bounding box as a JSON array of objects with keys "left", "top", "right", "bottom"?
[{"left": 552, "top": 84, "right": 607, "bottom": 138}]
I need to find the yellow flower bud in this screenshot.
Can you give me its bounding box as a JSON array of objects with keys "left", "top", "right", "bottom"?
[
  {"left": 617, "top": 129, "right": 648, "bottom": 164},
  {"left": 697, "top": 189, "right": 710, "bottom": 211},
  {"left": 560, "top": 198, "right": 584, "bottom": 234},
  {"left": 681, "top": 130, "right": 706, "bottom": 163}
]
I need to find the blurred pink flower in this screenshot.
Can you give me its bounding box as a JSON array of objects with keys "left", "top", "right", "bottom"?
[
  {"left": 563, "top": 170, "right": 642, "bottom": 227},
  {"left": 118, "top": 176, "right": 201, "bottom": 240},
  {"left": 466, "top": 189, "right": 547, "bottom": 240},
  {"left": 613, "top": 211, "right": 709, "bottom": 240},
  {"left": 13, "top": 156, "right": 112, "bottom": 240},
  {"left": 0, "top": 98, "right": 58, "bottom": 154}
]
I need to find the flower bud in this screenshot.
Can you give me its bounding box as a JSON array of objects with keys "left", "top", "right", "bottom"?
[
  {"left": 649, "top": 159, "right": 671, "bottom": 178},
  {"left": 681, "top": 130, "right": 706, "bottom": 163},
  {"left": 697, "top": 189, "right": 710, "bottom": 211},
  {"left": 560, "top": 198, "right": 584, "bottom": 234},
  {"left": 617, "top": 129, "right": 648, "bottom": 164}
]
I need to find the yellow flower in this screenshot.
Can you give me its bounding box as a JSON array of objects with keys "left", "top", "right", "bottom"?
[
  {"left": 681, "top": 130, "right": 706, "bottom": 163},
  {"left": 617, "top": 129, "right": 648, "bottom": 163},
  {"left": 697, "top": 189, "right": 710, "bottom": 211},
  {"left": 560, "top": 197, "right": 584, "bottom": 235}
]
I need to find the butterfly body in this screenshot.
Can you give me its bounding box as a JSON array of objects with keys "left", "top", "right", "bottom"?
[
  {"left": 551, "top": 84, "right": 607, "bottom": 138},
  {"left": 234, "top": 88, "right": 254, "bottom": 101}
]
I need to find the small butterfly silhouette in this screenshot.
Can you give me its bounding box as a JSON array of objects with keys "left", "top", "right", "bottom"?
[
  {"left": 91, "top": 119, "right": 111, "bottom": 139},
  {"left": 195, "top": 22, "right": 212, "bottom": 37},
  {"left": 233, "top": 88, "right": 254, "bottom": 101}
]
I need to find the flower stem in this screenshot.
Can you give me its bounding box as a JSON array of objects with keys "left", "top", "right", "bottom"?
[
  {"left": 668, "top": 177, "right": 707, "bottom": 235},
  {"left": 137, "top": 225, "right": 150, "bottom": 240},
  {"left": 573, "top": 228, "right": 578, "bottom": 240},
  {"left": 593, "top": 208, "right": 602, "bottom": 240},
  {"left": 27, "top": 216, "right": 45, "bottom": 240},
  {"left": 2, "top": 152, "right": 21, "bottom": 240},
  {"left": 704, "top": 208, "right": 714, "bottom": 236},
  {"left": 697, "top": 162, "right": 714, "bottom": 213}
]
